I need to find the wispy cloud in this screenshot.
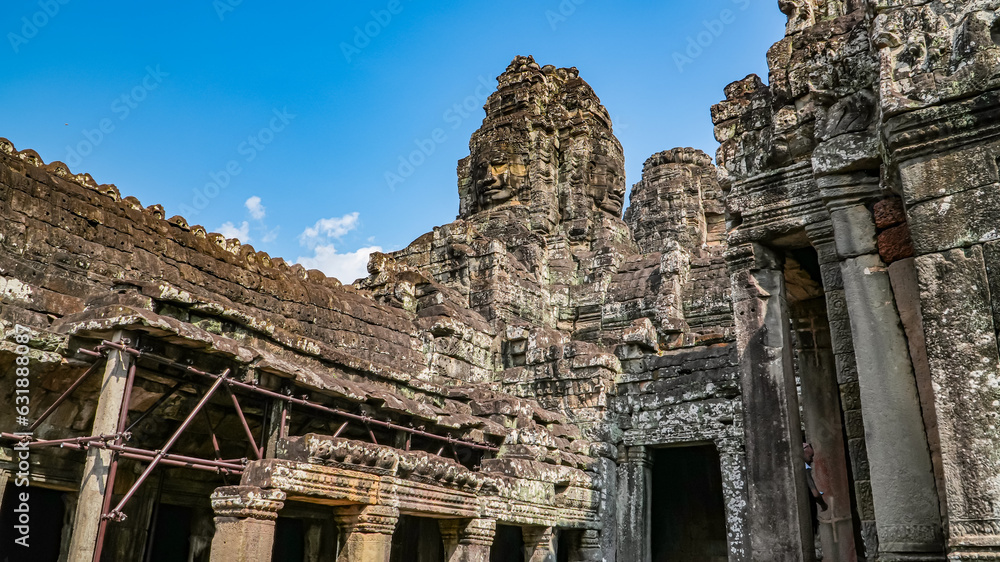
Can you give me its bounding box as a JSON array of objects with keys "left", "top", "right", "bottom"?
[
  {"left": 299, "top": 212, "right": 360, "bottom": 248},
  {"left": 245, "top": 195, "right": 266, "bottom": 219},
  {"left": 295, "top": 211, "right": 378, "bottom": 282},
  {"left": 297, "top": 244, "right": 382, "bottom": 284}
]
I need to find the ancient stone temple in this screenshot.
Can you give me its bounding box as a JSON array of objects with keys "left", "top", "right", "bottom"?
[{"left": 3, "top": 1, "right": 1000, "bottom": 561}]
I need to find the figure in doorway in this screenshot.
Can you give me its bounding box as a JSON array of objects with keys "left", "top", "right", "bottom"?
[{"left": 802, "top": 443, "right": 827, "bottom": 532}]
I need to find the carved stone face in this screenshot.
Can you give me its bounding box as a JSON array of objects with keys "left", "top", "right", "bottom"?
[
  {"left": 470, "top": 144, "right": 529, "bottom": 212},
  {"left": 588, "top": 156, "right": 626, "bottom": 216},
  {"left": 459, "top": 58, "right": 626, "bottom": 225}
]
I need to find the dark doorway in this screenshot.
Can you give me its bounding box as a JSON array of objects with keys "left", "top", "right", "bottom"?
[
  {"left": 389, "top": 515, "right": 443, "bottom": 562},
  {"left": 787, "top": 246, "right": 865, "bottom": 560},
  {"left": 0, "top": 484, "right": 66, "bottom": 562},
  {"left": 490, "top": 524, "right": 525, "bottom": 562},
  {"left": 650, "top": 445, "right": 728, "bottom": 562},
  {"left": 148, "top": 504, "right": 193, "bottom": 562},
  {"left": 273, "top": 517, "right": 306, "bottom": 562}
]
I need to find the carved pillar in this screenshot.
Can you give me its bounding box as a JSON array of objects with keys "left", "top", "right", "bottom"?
[
  {"left": 617, "top": 446, "right": 652, "bottom": 562},
  {"left": 556, "top": 529, "right": 602, "bottom": 562},
  {"left": 209, "top": 486, "right": 285, "bottom": 562},
  {"left": 717, "top": 439, "right": 751, "bottom": 561},
  {"left": 440, "top": 518, "right": 496, "bottom": 562},
  {"left": 823, "top": 186, "right": 944, "bottom": 560},
  {"left": 67, "top": 330, "right": 133, "bottom": 562},
  {"left": 333, "top": 504, "right": 399, "bottom": 562},
  {"left": 595, "top": 456, "right": 618, "bottom": 562},
  {"left": 522, "top": 526, "right": 556, "bottom": 562},
  {"left": 728, "top": 243, "right": 813, "bottom": 561},
  {"left": 811, "top": 225, "right": 879, "bottom": 557},
  {"left": 569, "top": 529, "right": 603, "bottom": 562}
]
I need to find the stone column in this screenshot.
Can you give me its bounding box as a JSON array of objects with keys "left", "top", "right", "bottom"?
[
  {"left": 568, "top": 529, "right": 603, "bottom": 562},
  {"left": 728, "top": 243, "right": 813, "bottom": 561},
  {"left": 333, "top": 504, "right": 399, "bottom": 562},
  {"left": 595, "top": 456, "right": 618, "bottom": 562},
  {"left": 828, "top": 199, "right": 944, "bottom": 559},
  {"left": 811, "top": 225, "right": 879, "bottom": 557},
  {"left": 67, "top": 330, "right": 133, "bottom": 562},
  {"left": 209, "top": 486, "right": 285, "bottom": 562},
  {"left": 440, "top": 518, "right": 496, "bottom": 562},
  {"left": 0, "top": 470, "right": 9, "bottom": 511},
  {"left": 616, "top": 446, "right": 652, "bottom": 562},
  {"left": 522, "top": 526, "right": 556, "bottom": 562},
  {"left": 717, "top": 439, "right": 751, "bottom": 561}
]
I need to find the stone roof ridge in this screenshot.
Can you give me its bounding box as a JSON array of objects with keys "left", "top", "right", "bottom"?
[
  {"left": 0, "top": 136, "right": 343, "bottom": 288},
  {"left": 642, "top": 147, "right": 714, "bottom": 171},
  {"left": 503, "top": 54, "right": 581, "bottom": 81}
]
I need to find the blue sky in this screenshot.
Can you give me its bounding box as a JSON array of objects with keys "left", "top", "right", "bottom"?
[{"left": 1, "top": 1, "right": 786, "bottom": 282}]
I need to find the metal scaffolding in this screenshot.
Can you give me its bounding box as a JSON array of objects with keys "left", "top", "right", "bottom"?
[{"left": 2, "top": 339, "right": 500, "bottom": 562}]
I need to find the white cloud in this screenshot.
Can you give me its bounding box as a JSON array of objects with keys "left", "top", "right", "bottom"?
[
  {"left": 299, "top": 212, "right": 360, "bottom": 248},
  {"left": 297, "top": 244, "right": 382, "bottom": 283},
  {"left": 245, "top": 196, "right": 266, "bottom": 220},
  {"left": 217, "top": 221, "right": 251, "bottom": 241}
]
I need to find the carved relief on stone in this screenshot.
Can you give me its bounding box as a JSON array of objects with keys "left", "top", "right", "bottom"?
[
  {"left": 873, "top": 2, "right": 1000, "bottom": 115},
  {"left": 458, "top": 55, "right": 627, "bottom": 238},
  {"left": 210, "top": 486, "right": 286, "bottom": 520},
  {"left": 779, "top": 0, "right": 816, "bottom": 35}
]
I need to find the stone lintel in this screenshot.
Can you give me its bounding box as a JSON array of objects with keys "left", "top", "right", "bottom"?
[
  {"left": 811, "top": 132, "right": 880, "bottom": 178},
  {"left": 884, "top": 89, "right": 1000, "bottom": 171}
]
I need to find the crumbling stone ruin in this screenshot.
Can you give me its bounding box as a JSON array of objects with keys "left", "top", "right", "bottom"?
[{"left": 3, "top": 1, "right": 1000, "bottom": 560}]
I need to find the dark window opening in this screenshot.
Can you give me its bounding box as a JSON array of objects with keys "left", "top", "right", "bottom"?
[
  {"left": 148, "top": 503, "right": 194, "bottom": 562},
  {"left": 651, "top": 445, "right": 729, "bottom": 562},
  {"left": 490, "top": 524, "right": 525, "bottom": 562},
  {"left": 0, "top": 484, "right": 66, "bottom": 562},
  {"left": 389, "top": 514, "right": 443, "bottom": 562},
  {"left": 557, "top": 529, "right": 581, "bottom": 562},
  {"left": 273, "top": 517, "right": 306, "bottom": 562}
]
